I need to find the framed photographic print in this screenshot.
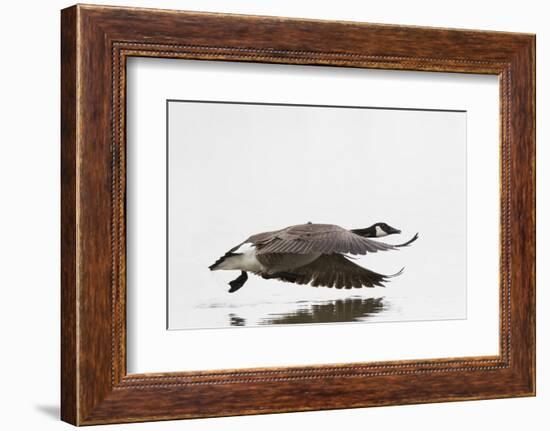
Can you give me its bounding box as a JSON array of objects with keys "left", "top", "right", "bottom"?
[{"left": 61, "top": 4, "right": 535, "bottom": 425}]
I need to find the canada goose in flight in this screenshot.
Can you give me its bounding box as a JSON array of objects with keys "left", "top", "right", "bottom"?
[{"left": 209, "top": 222, "right": 419, "bottom": 293}]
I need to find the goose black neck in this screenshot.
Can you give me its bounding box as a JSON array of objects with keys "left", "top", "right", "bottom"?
[{"left": 351, "top": 226, "right": 377, "bottom": 238}]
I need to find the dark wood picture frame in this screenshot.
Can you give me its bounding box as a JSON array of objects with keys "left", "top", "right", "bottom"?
[{"left": 61, "top": 4, "right": 535, "bottom": 425}]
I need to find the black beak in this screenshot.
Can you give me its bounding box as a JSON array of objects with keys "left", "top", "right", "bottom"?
[{"left": 388, "top": 227, "right": 401, "bottom": 235}]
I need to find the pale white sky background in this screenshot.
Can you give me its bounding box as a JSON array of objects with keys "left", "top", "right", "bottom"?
[{"left": 168, "top": 101, "right": 466, "bottom": 329}]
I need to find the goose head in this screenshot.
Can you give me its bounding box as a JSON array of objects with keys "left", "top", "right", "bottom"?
[{"left": 356, "top": 222, "right": 401, "bottom": 238}]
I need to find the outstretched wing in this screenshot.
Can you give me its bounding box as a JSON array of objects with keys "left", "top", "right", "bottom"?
[
  {"left": 272, "top": 254, "right": 403, "bottom": 289},
  {"left": 248, "top": 223, "right": 418, "bottom": 255}
]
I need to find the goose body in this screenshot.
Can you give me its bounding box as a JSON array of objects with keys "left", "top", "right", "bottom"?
[
  {"left": 210, "top": 222, "right": 418, "bottom": 292},
  {"left": 215, "top": 247, "right": 321, "bottom": 274}
]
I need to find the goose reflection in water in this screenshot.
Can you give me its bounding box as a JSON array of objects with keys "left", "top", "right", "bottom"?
[
  {"left": 227, "top": 297, "right": 386, "bottom": 327},
  {"left": 228, "top": 313, "right": 247, "bottom": 326}
]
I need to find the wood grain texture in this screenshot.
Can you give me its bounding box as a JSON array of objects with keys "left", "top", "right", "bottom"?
[
  {"left": 60, "top": 5, "right": 78, "bottom": 425},
  {"left": 60, "top": 4, "right": 535, "bottom": 425}
]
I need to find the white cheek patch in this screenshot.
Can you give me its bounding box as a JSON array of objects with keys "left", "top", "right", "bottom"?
[{"left": 375, "top": 226, "right": 388, "bottom": 237}]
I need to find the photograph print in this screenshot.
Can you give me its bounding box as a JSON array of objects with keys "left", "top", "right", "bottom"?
[{"left": 167, "top": 100, "right": 466, "bottom": 330}]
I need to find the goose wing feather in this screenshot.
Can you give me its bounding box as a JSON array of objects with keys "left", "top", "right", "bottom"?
[
  {"left": 247, "top": 224, "right": 418, "bottom": 256},
  {"left": 273, "top": 253, "right": 402, "bottom": 289}
]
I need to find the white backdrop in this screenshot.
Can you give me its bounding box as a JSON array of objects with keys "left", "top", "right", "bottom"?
[
  {"left": 0, "top": 0, "right": 546, "bottom": 430},
  {"left": 127, "top": 59, "right": 498, "bottom": 373}
]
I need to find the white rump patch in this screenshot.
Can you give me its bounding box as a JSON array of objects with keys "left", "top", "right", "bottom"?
[
  {"left": 233, "top": 242, "right": 256, "bottom": 254},
  {"left": 213, "top": 242, "right": 263, "bottom": 272}
]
